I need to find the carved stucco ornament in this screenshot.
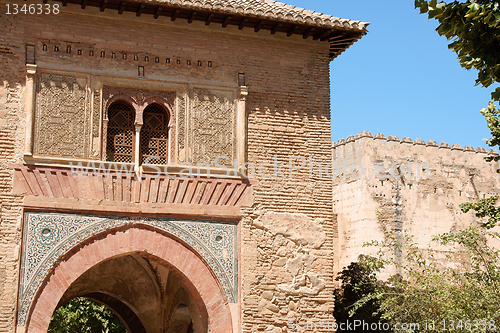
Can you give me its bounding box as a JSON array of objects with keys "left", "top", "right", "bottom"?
[{"left": 33, "top": 73, "right": 88, "bottom": 158}]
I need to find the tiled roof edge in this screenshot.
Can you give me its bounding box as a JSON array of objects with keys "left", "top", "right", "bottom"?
[{"left": 143, "top": 0, "right": 370, "bottom": 31}]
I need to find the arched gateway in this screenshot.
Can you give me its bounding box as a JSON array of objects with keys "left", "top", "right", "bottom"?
[
  {"left": 18, "top": 213, "right": 236, "bottom": 333},
  {"left": 6, "top": 0, "right": 368, "bottom": 331}
]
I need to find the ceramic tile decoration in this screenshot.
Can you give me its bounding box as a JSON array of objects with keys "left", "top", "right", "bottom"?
[{"left": 18, "top": 212, "right": 237, "bottom": 325}]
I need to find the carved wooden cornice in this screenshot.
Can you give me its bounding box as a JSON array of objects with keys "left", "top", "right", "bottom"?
[{"left": 12, "top": 164, "right": 255, "bottom": 218}]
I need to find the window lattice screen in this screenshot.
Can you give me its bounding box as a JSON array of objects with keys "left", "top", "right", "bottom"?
[
  {"left": 141, "top": 104, "right": 169, "bottom": 164},
  {"left": 106, "top": 102, "right": 135, "bottom": 163}
]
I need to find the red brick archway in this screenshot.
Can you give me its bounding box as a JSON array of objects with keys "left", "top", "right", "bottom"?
[{"left": 24, "top": 225, "right": 234, "bottom": 333}]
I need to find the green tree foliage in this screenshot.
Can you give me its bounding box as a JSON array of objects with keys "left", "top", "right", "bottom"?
[
  {"left": 352, "top": 226, "right": 500, "bottom": 332},
  {"left": 415, "top": 0, "right": 500, "bottom": 101},
  {"left": 460, "top": 194, "right": 500, "bottom": 228},
  {"left": 333, "top": 255, "right": 392, "bottom": 332},
  {"left": 481, "top": 101, "right": 500, "bottom": 163},
  {"left": 48, "top": 297, "right": 128, "bottom": 333},
  {"left": 416, "top": 0, "right": 500, "bottom": 169}
]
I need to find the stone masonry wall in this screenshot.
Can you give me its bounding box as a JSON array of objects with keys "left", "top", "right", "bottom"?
[
  {"left": 332, "top": 131, "right": 500, "bottom": 276},
  {"left": 0, "top": 6, "right": 28, "bottom": 332},
  {"left": 0, "top": 2, "right": 335, "bottom": 332}
]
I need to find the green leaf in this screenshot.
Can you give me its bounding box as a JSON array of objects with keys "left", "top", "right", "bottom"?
[
  {"left": 468, "top": 2, "right": 480, "bottom": 12},
  {"left": 492, "top": 87, "right": 500, "bottom": 101},
  {"left": 420, "top": 1, "right": 429, "bottom": 13},
  {"left": 415, "top": 0, "right": 426, "bottom": 9}
]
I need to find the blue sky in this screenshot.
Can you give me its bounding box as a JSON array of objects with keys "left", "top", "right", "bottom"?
[{"left": 287, "top": 0, "right": 498, "bottom": 149}]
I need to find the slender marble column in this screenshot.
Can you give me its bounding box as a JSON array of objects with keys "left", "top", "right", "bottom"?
[
  {"left": 24, "top": 64, "right": 37, "bottom": 157},
  {"left": 237, "top": 86, "right": 248, "bottom": 174}
]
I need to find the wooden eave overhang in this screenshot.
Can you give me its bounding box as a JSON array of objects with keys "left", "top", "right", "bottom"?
[{"left": 37, "top": 0, "right": 368, "bottom": 60}]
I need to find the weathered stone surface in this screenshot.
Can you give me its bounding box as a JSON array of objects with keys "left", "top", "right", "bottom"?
[
  {"left": 333, "top": 132, "right": 500, "bottom": 278},
  {"left": 439, "top": 142, "right": 451, "bottom": 149},
  {"left": 267, "top": 304, "right": 279, "bottom": 313},
  {"left": 273, "top": 257, "right": 287, "bottom": 267},
  {"left": 261, "top": 291, "right": 274, "bottom": 300},
  {"left": 278, "top": 272, "right": 326, "bottom": 296},
  {"left": 356, "top": 131, "right": 373, "bottom": 138},
  {"left": 253, "top": 212, "right": 327, "bottom": 249},
  {"left": 414, "top": 138, "right": 426, "bottom": 145},
  {"left": 427, "top": 140, "right": 438, "bottom": 147},
  {"left": 387, "top": 135, "right": 399, "bottom": 142}
]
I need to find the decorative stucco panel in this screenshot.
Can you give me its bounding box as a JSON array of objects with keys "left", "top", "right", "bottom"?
[
  {"left": 189, "top": 88, "right": 236, "bottom": 167},
  {"left": 33, "top": 73, "right": 89, "bottom": 158}
]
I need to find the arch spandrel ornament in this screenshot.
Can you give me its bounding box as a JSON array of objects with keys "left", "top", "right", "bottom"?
[
  {"left": 102, "top": 86, "right": 176, "bottom": 127},
  {"left": 17, "top": 212, "right": 238, "bottom": 328}
]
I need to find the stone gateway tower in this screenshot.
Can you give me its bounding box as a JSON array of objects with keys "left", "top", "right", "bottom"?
[{"left": 0, "top": 0, "right": 368, "bottom": 332}]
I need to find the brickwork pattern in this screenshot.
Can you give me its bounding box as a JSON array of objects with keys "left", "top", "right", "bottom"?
[
  {"left": 1, "top": 4, "right": 335, "bottom": 332},
  {"left": 1, "top": 9, "right": 27, "bottom": 332},
  {"left": 242, "top": 40, "right": 335, "bottom": 332}
]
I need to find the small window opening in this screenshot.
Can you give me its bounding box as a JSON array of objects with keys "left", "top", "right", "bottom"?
[
  {"left": 140, "top": 103, "right": 169, "bottom": 165},
  {"left": 106, "top": 101, "right": 135, "bottom": 163}
]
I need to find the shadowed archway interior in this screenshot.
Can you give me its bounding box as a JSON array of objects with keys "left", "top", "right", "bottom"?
[{"left": 53, "top": 253, "right": 203, "bottom": 333}]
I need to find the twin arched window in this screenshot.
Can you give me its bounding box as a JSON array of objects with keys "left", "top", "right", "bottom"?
[{"left": 106, "top": 101, "right": 169, "bottom": 164}]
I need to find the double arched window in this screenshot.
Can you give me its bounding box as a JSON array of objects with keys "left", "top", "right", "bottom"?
[{"left": 105, "top": 98, "right": 170, "bottom": 165}]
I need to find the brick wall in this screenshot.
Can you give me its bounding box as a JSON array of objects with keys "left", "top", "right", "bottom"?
[
  {"left": 1, "top": 7, "right": 26, "bottom": 331},
  {"left": 0, "top": 2, "right": 335, "bottom": 332}
]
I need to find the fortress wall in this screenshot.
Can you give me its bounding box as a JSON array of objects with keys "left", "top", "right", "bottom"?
[{"left": 332, "top": 131, "right": 500, "bottom": 275}]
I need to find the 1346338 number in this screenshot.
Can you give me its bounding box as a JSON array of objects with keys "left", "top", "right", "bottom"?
[
  {"left": 6, "top": 3, "right": 59, "bottom": 14},
  {"left": 441, "top": 319, "right": 496, "bottom": 331}
]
